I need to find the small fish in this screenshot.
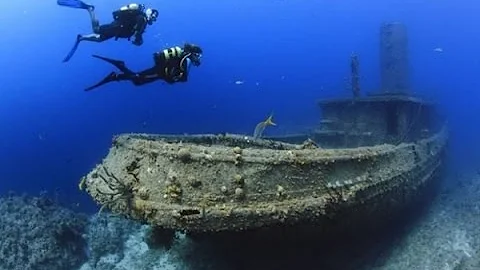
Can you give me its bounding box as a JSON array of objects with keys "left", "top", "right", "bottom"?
[
  {"left": 433, "top": 47, "right": 443, "bottom": 53},
  {"left": 234, "top": 80, "right": 244, "bottom": 85},
  {"left": 253, "top": 114, "right": 276, "bottom": 139}
]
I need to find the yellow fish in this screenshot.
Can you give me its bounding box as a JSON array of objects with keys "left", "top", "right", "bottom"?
[{"left": 253, "top": 114, "right": 276, "bottom": 139}]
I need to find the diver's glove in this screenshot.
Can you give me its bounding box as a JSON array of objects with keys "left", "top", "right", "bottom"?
[{"left": 133, "top": 37, "right": 143, "bottom": 46}]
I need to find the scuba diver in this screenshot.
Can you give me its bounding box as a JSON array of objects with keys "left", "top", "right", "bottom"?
[
  {"left": 57, "top": 1, "right": 159, "bottom": 62},
  {"left": 84, "top": 43, "right": 203, "bottom": 91}
]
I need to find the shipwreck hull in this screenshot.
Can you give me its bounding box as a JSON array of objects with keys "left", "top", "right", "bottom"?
[{"left": 82, "top": 126, "right": 448, "bottom": 233}]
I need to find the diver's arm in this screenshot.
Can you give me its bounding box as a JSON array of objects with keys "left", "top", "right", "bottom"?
[
  {"left": 177, "top": 71, "right": 188, "bottom": 82},
  {"left": 168, "top": 58, "right": 190, "bottom": 82},
  {"left": 132, "top": 15, "right": 147, "bottom": 45},
  {"left": 168, "top": 68, "right": 187, "bottom": 83},
  {"left": 177, "top": 58, "right": 191, "bottom": 82},
  {"left": 164, "top": 67, "right": 178, "bottom": 83}
]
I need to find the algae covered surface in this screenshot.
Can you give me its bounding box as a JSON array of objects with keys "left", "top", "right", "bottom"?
[{"left": 80, "top": 130, "right": 446, "bottom": 233}]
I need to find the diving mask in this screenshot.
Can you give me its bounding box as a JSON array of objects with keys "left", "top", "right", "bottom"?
[
  {"left": 189, "top": 53, "right": 202, "bottom": 66},
  {"left": 146, "top": 8, "right": 159, "bottom": 24}
]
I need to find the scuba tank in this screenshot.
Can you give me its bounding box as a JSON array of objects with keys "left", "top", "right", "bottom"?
[{"left": 112, "top": 3, "right": 145, "bottom": 21}]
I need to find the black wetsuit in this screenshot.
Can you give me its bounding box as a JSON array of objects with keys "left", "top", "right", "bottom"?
[
  {"left": 96, "top": 8, "right": 148, "bottom": 43},
  {"left": 85, "top": 47, "right": 191, "bottom": 91},
  {"left": 61, "top": 5, "right": 151, "bottom": 63}
]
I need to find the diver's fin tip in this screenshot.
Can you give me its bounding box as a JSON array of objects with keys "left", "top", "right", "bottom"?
[{"left": 57, "top": 0, "right": 92, "bottom": 10}]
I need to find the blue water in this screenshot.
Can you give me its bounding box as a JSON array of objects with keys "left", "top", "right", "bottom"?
[{"left": 0, "top": 0, "right": 479, "bottom": 212}]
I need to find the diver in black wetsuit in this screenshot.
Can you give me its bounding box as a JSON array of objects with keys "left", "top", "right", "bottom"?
[
  {"left": 57, "top": 1, "right": 159, "bottom": 62},
  {"left": 84, "top": 43, "right": 203, "bottom": 91}
]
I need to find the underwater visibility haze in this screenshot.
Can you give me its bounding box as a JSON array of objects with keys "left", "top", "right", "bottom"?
[{"left": 0, "top": 0, "right": 480, "bottom": 269}]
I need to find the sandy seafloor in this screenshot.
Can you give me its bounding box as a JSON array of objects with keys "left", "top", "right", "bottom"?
[
  {"left": 1, "top": 169, "right": 479, "bottom": 270},
  {"left": 365, "top": 169, "right": 480, "bottom": 270}
]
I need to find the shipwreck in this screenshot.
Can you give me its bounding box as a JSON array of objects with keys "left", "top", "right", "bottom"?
[{"left": 80, "top": 22, "right": 448, "bottom": 236}]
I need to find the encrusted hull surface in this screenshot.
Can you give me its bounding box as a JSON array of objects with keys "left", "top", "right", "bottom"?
[{"left": 82, "top": 127, "right": 448, "bottom": 233}]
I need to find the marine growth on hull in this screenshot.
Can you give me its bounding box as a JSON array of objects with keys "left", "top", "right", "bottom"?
[{"left": 80, "top": 22, "right": 448, "bottom": 234}]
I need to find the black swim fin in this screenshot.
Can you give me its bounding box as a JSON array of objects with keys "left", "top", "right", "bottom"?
[
  {"left": 92, "top": 55, "right": 134, "bottom": 74},
  {"left": 85, "top": 72, "right": 118, "bottom": 91},
  {"left": 62, "top": 35, "right": 81, "bottom": 62},
  {"left": 57, "top": 0, "right": 93, "bottom": 10}
]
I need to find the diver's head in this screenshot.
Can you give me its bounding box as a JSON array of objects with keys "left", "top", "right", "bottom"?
[
  {"left": 145, "top": 8, "right": 159, "bottom": 25},
  {"left": 184, "top": 43, "right": 203, "bottom": 66}
]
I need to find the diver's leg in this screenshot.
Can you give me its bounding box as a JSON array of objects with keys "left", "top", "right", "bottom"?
[
  {"left": 85, "top": 68, "right": 161, "bottom": 90},
  {"left": 92, "top": 55, "right": 135, "bottom": 75},
  {"left": 131, "top": 67, "right": 163, "bottom": 86},
  {"left": 79, "top": 23, "right": 118, "bottom": 42},
  {"left": 62, "top": 32, "right": 110, "bottom": 62},
  {"left": 77, "top": 33, "right": 110, "bottom": 42},
  {"left": 137, "top": 66, "right": 159, "bottom": 77},
  {"left": 132, "top": 76, "right": 161, "bottom": 86},
  {"left": 86, "top": 7, "right": 100, "bottom": 33}
]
